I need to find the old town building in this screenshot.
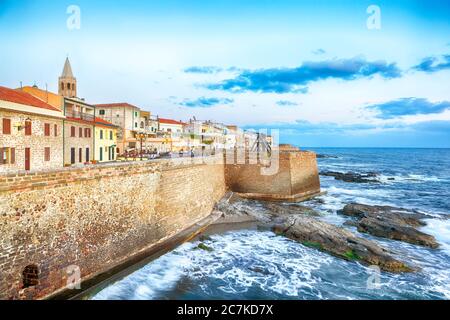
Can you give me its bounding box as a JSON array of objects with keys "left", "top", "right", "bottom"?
[{"left": 0, "top": 86, "right": 64, "bottom": 174}]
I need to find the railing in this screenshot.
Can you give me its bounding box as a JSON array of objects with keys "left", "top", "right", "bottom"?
[{"left": 65, "top": 110, "right": 95, "bottom": 122}]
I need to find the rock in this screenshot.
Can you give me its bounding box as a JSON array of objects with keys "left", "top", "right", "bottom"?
[
  {"left": 339, "top": 203, "right": 438, "bottom": 248},
  {"left": 213, "top": 193, "right": 416, "bottom": 272},
  {"left": 316, "top": 154, "right": 338, "bottom": 159},
  {"left": 260, "top": 202, "right": 321, "bottom": 217},
  {"left": 196, "top": 243, "right": 214, "bottom": 252},
  {"left": 357, "top": 217, "right": 439, "bottom": 248},
  {"left": 214, "top": 192, "right": 272, "bottom": 224},
  {"left": 340, "top": 203, "right": 428, "bottom": 227},
  {"left": 320, "top": 171, "right": 380, "bottom": 183},
  {"left": 273, "top": 215, "right": 412, "bottom": 273}
]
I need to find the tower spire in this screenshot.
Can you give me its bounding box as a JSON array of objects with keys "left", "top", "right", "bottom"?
[{"left": 58, "top": 57, "right": 77, "bottom": 98}]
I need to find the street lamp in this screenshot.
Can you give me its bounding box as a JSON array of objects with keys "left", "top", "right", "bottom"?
[{"left": 136, "top": 132, "right": 146, "bottom": 161}]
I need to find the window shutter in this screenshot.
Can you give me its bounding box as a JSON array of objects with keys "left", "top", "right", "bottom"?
[
  {"left": 44, "top": 147, "right": 50, "bottom": 161},
  {"left": 54, "top": 124, "right": 58, "bottom": 137},
  {"left": 79, "top": 127, "right": 83, "bottom": 138},
  {"left": 2, "top": 118, "right": 11, "bottom": 134},
  {"left": 44, "top": 123, "right": 50, "bottom": 136},
  {"left": 71, "top": 126, "right": 75, "bottom": 137},
  {"left": 10, "top": 148, "right": 15, "bottom": 164},
  {"left": 25, "top": 120, "right": 32, "bottom": 135}
]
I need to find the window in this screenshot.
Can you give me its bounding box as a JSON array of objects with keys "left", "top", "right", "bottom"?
[
  {"left": 22, "top": 265, "right": 39, "bottom": 288},
  {"left": 67, "top": 83, "right": 71, "bottom": 90},
  {"left": 135, "top": 112, "right": 138, "bottom": 117},
  {"left": 110, "top": 130, "right": 113, "bottom": 140},
  {"left": 25, "top": 120, "right": 32, "bottom": 136},
  {"left": 2, "top": 118, "right": 11, "bottom": 134},
  {"left": 99, "top": 110, "right": 105, "bottom": 115},
  {"left": 44, "top": 123, "right": 50, "bottom": 136},
  {"left": 100, "top": 130, "right": 103, "bottom": 139},
  {"left": 86, "top": 148, "right": 90, "bottom": 162},
  {"left": 79, "top": 148, "right": 82, "bottom": 163},
  {"left": 135, "top": 122, "right": 138, "bottom": 128},
  {"left": 54, "top": 124, "right": 58, "bottom": 137},
  {"left": 0, "top": 147, "right": 15, "bottom": 165},
  {"left": 140, "top": 121, "right": 144, "bottom": 128},
  {"left": 71, "top": 126, "right": 76, "bottom": 137},
  {"left": 70, "top": 148, "right": 75, "bottom": 164},
  {"left": 44, "top": 147, "right": 50, "bottom": 161},
  {"left": 79, "top": 127, "right": 83, "bottom": 138},
  {"left": 99, "top": 147, "right": 103, "bottom": 161}
]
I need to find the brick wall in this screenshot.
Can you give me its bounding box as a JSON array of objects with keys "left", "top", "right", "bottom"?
[{"left": 0, "top": 158, "right": 225, "bottom": 299}]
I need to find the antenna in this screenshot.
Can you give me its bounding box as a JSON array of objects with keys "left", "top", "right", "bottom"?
[{"left": 20, "top": 81, "right": 23, "bottom": 89}]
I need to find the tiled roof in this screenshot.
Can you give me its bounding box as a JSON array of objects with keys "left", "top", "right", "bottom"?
[
  {"left": 66, "top": 116, "right": 117, "bottom": 128},
  {"left": 94, "top": 102, "right": 139, "bottom": 109},
  {"left": 158, "top": 118, "right": 185, "bottom": 125},
  {"left": 0, "top": 85, "right": 61, "bottom": 112}
]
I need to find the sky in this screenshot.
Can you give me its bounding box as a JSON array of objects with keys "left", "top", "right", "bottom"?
[{"left": 1, "top": 0, "right": 449, "bottom": 147}]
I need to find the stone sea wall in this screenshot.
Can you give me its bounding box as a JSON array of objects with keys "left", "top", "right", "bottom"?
[
  {"left": 225, "top": 151, "right": 320, "bottom": 201},
  {"left": 0, "top": 158, "right": 225, "bottom": 299},
  {"left": 0, "top": 150, "right": 320, "bottom": 300}
]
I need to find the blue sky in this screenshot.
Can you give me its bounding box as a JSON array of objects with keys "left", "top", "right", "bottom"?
[{"left": 1, "top": 0, "right": 449, "bottom": 147}]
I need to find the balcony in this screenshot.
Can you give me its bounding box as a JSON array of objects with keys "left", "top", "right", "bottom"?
[{"left": 65, "top": 109, "right": 95, "bottom": 122}]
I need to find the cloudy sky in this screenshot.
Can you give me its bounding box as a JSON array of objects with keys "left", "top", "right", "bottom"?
[{"left": 1, "top": 0, "right": 449, "bottom": 147}]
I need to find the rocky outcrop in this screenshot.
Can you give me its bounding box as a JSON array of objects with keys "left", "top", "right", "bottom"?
[
  {"left": 320, "top": 171, "right": 380, "bottom": 183},
  {"left": 273, "top": 215, "right": 412, "bottom": 273},
  {"left": 339, "top": 203, "right": 438, "bottom": 248},
  {"left": 214, "top": 193, "right": 414, "bottom": 273},
  {"left": 316, "top": 154, "right": 338, "bottom": 159}
]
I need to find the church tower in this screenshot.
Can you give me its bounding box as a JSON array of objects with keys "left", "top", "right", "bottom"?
[{"left": 58, "top": 57, "right": 77, "bottom": 98}]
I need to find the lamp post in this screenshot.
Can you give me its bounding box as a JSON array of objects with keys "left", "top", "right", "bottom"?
[{"left": 136, "top": 132, "right": 145, "bottom": 161}]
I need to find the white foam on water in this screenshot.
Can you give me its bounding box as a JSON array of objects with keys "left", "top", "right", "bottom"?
[
  {"left": 92, "top": 230, "right": 336, "bottom": 300},
  {"left": 93, "top": 243, "right": 196, "bottom": 300},
  {"left": 378, "top": 174, "right": 446, "bottom": 184},
  {"left": 421, "top": 218, "right": 450, "bottom": 257}
]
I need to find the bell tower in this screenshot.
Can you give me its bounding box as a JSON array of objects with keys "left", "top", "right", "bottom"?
[{"left": 58, "top": 57, "right": 77, "bottom": 98}]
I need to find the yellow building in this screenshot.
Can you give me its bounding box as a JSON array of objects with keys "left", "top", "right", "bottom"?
[
  {"left": 94, "top": 119, "right": 118, "bottom": 162},
  {"left": 18, "top": 85, "right": 64, "bottom": 110}
]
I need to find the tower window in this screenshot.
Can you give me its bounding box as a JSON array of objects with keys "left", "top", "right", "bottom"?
[{"left": 67, "top": 83, "right": 71, "bottom": 90}]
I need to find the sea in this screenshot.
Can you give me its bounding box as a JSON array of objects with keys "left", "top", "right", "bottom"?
[{"left": 92, "top": 148, "right": 450, "bottom": 300}]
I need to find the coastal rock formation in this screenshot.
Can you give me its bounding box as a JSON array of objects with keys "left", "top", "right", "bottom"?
[
  {"left": 316, "top": 154, "right": 339, "bottom": 159},
  {"left": 339, "top": 203, "right": 439, "bottom": 248},
  {"left": 273, "top": 215, "right": 412, "bottom": 273},
  {"left": 320, "top": 171, "right": 380, "bottom": 183},
  {"left": 214, "top": 193, "right": 413, "bottom": 273}
]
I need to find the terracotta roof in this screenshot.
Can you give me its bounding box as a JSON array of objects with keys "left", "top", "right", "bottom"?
[
  {"left": 0, "top": 85, "right": 61, "bottom": 112},
  {"left": 94, "top": 117, "right": 117, "bottom": 127},
  {"left": 94, "top": 102, "right": 139, "bottom": 109},
  {"left": 66, "top": 116, "right": 117, "bottom": 128},
  {"left": 158, "top": 118, "right": 185, "bottom": 125}
]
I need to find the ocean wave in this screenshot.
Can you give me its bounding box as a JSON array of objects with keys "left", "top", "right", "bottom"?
[
  {"left": 378, "top": 174, "right": 447, "bottom": 184},
  {"left": 421, "top": 219, "right": 450, "bottom": 257}
]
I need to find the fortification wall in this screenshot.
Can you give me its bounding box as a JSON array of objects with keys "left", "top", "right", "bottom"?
[
  {"left": 225, "top": 151, "right": 321, "bottom": 201},
  {"left": 0, "top": 158, "right": 225, "bottom": 299},
  {"left": 0, "top": 150, "right": 320, "bottom": 300}
]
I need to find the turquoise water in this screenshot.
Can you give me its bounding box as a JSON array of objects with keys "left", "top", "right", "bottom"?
[{"left": 93, "top": 148, "right": 450, "bottom": 300}]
